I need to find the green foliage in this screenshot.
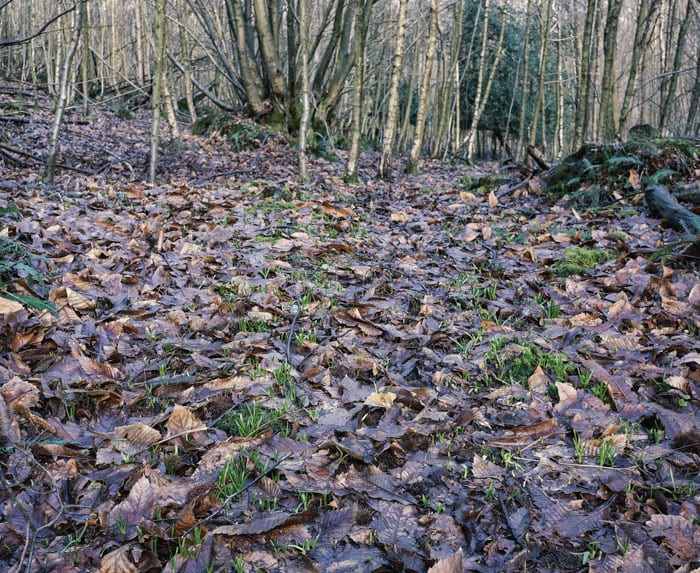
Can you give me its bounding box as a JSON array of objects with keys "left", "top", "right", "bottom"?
[
  {"left": 0, "top": 235, "right": 56, "bottom": 315},
  {"left": 192, "top": 109, "right": 271, "bottom": 151},
  {"left": 460, "top": 175, "right": 508, "bottom": 195},
  {"left": 214, "top": 455, "right": 250, "bottom": 501},
  {"left": 309, "top": 131, "right": 341, "bottom": 162},
  {"left": 549, "top": 138, "right": 700, "bottom": 200},
  {"left": 553, "top": 247, "right": 615, "bottom": 277},
  {"left": 217, "top": 401, "right": 270, "bottom": 437},
  {"left": 459, "top": 2, "right": 534, "bottom": 148},
  {"left": 485, "top": 338, "right": 576, "bottom": 386}
]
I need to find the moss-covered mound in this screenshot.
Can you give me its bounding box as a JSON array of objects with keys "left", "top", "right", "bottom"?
[{"left": 547, "top": 137, "right": 700, "bottom": 203}]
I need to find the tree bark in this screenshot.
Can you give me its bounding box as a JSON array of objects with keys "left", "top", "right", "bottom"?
[
  {"left": 45, "top": 0, "right": 84, "bottom": 184},
  {"left": 252, "top": 0, "right": 287, "bottom": 111},
  {"left": 659, "top": 0, "right": 692, "bottom": 133},
  {"left": 464, "top": 3, "right": 506, "bottom": 162},
  {"left": 148, "top": 0, "right": 167, "bottom": 184},
  {"left": 224, "top": 0, "right": 267, "bottom": 115},
  {"left": 297, "top": 0, "right": 310, "bottom": 183},
  {"left": 345, "top": 0, "right": 372, "bottom": 183},
  {"left": 528, "top": 0, "right": 553, "bottom": 148},
  {"left": 645, "top": 184, "right": 700, "bottom": 234},
  {"left": 574, "top": 0, "right": 597, "bottom": 149},
  {"left": 432, "top": 0, "right": 464, "bottom": 158},
  {"left": 686, "top": 42, "right": 700, "bottom": 134},
  {"left": 618, "top": 0, "right": 660, "bottom": 135},
  {"left": 516, "top": 0, "right": 533, "bottom": 160},
  {"left": 600, "top": 0, "right": 624, "bottom": 142},
  {"left": 378, "top": 0, "right": 408, "bottom": 180},
  {"left": 406, "top": 0, "right": 439, "bottom": 174}
]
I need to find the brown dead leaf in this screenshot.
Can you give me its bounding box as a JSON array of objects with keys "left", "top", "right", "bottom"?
[
  {"left": 527, "top": 365, "right": 551, "bottom": 393},
  {"left": 165, "top": 405, "right": 207, "bottom": 440},
  {"left": 115, "top": 422, "right": 162, "bottom": 452},
  {"left": 629, "top": 169, "right": 641, "bottom": 190},
  {"left": 472, "top": 454, "right": 505, "bottom": 479},
  {"left": 100, "top": 543, "right": 160, "bottom": 573},
  {"left": 647, "top": 514, "right": 700, "bottom": 561},
  {"left": 66, "top": 287, "right": 96, "bottom": 310},
  {"left": 322, "top": 201, "right": 355, "bottom": 218},
  {"left": 428, "top": 548, "right": 463, "bottom": 573},
  {"left": 488, "top": 190, "right": 499, "bottom": 207},
  {"left": 1, "top": 377, "right": 39, "bottom": 409},
  {"left": 390, "top": 210, "right": 411, "bottom": 222},
  {"left": 0, "top": 296, "right": 24, "bottom": 318},
  {"left": 364, "top": 391, "right": 397, "bottom": 409},
  {"left": 108, "top": 475, "right": 156, "bottom": 539},
  {"left": 487, "top": 418, "right": 560, "bottom": 447}
]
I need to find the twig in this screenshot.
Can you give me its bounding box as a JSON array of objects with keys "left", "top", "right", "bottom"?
[{"left": 0, "top": 448, "right": 65, "bottom": 573}]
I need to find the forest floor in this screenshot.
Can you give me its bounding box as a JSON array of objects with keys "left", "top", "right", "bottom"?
[{"left": 1, "top": 88, "right": 699, "bottom": 573}]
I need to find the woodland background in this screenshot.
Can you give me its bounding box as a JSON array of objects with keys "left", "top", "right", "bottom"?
[
  {"left": 1, "top": 1, "right": 700, "bottom": 572},
  {"left": 1, "top": 0, "right": 699, "bottom": 177}
]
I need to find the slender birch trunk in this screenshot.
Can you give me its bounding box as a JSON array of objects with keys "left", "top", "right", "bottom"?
[
  {"left": 45, "top": 0, "right": 84, "bottom": 184},
  {"left": 297, "top": 0, "right": 310, "bottom": 183},
  {"left": 148, "top": 0, "right": 167, "bottom": 184},
  {"left": 346, "top": 0, "right": 372, "bottom": 183},
  {"left": 378, "top": 0, "right": 408, "bottom": 180},
  {"left": 406, "top": 0, "right": 439, "bottom": 174}
]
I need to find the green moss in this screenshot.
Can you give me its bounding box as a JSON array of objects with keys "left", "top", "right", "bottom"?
[
  {"left": 609, "top": 231, "right": 628, "bottom": 241},
  {"left": 485, "top": 339, "right": 576, "bottom": 386},
  {"left": 553, "top": 247, "right": 615, "bottom": 277},
  {"left": 548, "top": 138, "right": 700, "bottom": 200},
  {"left": 460, "top": 175, "right": 508, "bottom": 195}
]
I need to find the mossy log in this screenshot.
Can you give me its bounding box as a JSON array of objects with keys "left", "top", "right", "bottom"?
[{"left": 644, "top": 184, "right": 700, "bottom": 235}]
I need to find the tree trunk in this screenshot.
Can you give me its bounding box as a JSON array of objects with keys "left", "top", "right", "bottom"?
[
  {"left": 431, "top": 0, "right": 464, "bottom": 158},
  {"left": 313, "top": 1, "right": 359, "bottom": 127},
  {"left": 177, "top": 0, "right": 198, "bottom": 124},
  {"left": 659, "top": 0, "right": 692, "bottom": 133},
  {"left": 80, "top": 0, "right": 90, "bottom": 116},
  {"left": 378, "top": 0, "right": 408, "bottom": 180},
  {"left": 618, "top": 0, "right": 660, "bottom": 135},
  {"left": 406, "top": 0, "right": 438, "bottom": 174},
  {"left": 297, "top": 0, "right": 309, "bottom": 183},
  {"left": 45, "top": 0, "right": 84, "bottom": 184},
  {"left": 686, "top": 42, "right": 700, "bottom": 134},
  {"left": 600, "top": 0, "right": 624, "bottom": 142},
  {"left": 225, "top": 0, "right": 267, "bottom": 116},
  {"left": 252, "top": 0, "right": 287, "bottom": 111},
  {"left": 528, "top": 0, "right": 553, "bottom": 148},
  {"left": 516, "top": 0, "right": 533, "bottom": 160},
  {"left": 465, "top": 2, "right": 507, "bottom": 162},
  {"left": 345, "top": 0, "right": 372, "bottom": 183},
  {"left": 574, "top": 0, "right": 597, "bottom": 149},
  {"left": 148, "top": 0, "right": 167, "bottom": 184}
]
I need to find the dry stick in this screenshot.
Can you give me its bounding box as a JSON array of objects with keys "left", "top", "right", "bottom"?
[{"left": 0, "top": 143, "right": 96, "bottom": 175}]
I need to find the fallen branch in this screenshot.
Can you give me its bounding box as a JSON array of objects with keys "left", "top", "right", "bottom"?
[
  {"left": 645, "top": 183, "right": 700, "bottom": 235},
  {"left": 526, "top": 144, "right": 550, "bottom": 171},
  {"left": 0, "top": 142, "right": 97, "bottom": 175}
]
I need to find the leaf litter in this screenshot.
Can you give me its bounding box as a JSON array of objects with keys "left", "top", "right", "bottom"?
[{"left": 0, "top": 91, "right": 699, "bottom": 572}]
